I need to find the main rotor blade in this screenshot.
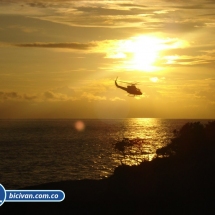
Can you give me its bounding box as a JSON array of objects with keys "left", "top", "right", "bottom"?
[
  {"left": 118, "top": 80, "right": 130, "bottom": 84},
  {"left": 132, "top": 82, "right": 141, "bottom": 85},
  {"left": 118, "top": 81, "right": 141, "bottom": 85}
]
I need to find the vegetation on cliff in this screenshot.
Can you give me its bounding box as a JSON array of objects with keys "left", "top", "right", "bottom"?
[{"left": 156, "top": 121, "right": 215, "bottom": 158}]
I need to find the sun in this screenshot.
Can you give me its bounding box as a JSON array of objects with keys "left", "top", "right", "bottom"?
[
  {"left": 121, "top": 35, "right": 163, "bottom": 72},
  {"left": 103, "top": 35, "right": 189, "bottom": 72}
]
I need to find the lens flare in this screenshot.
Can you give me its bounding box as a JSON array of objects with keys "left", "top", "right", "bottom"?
[{"left": 74, "top": 120, "right": 85, "bottom": 131}]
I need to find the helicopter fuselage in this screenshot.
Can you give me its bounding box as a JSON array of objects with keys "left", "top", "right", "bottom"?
[{"left": 115, "top": 79, "right": 142, "bottom": 96}]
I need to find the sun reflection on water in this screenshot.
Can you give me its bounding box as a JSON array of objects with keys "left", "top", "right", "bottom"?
[{"left": 112, "top": 118, "right": 173, "bottom": 165}]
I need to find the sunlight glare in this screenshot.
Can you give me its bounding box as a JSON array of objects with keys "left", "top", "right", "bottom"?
[
  {"left": 121, "top": 36, "right": 162, "bottom": 72},
  {"left": 100, "top": 35, "right": 190, "bottom": 72},
  {"left": 164, "top": 55, "right": 179, "bottom": 64},
  {"left": 150, "top": 77, "right": 159, "bottom": 83}
]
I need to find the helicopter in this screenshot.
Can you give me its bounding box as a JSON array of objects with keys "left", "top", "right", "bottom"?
[{"left": 115, "top": 77, "right": 142, "bottom": 96}]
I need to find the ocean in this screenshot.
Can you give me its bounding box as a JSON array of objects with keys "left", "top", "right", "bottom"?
[{"left": 0, "top": 118, "right": 212, "bottom": 189}]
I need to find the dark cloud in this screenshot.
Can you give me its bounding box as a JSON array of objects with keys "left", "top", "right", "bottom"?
[
  {"left": 199, "top": 13, "right": 215, "bottom": 17},
  {"left": 0, "top": 0, "right": 13, "bottom": 2},
  {"left": 0, "top": 91, "right": 22, "bottom": 100},
  {"left": 0, "top": 0, "right": 73, "bottom": 2},
  {"left": 0, "top": 91, "right": 39, "bottom": 101},
  {"left": 27, "top": 2, "right": 47, "bottom": 8},
  {"left": 14, "top": 42, "right": 96, "bottom": 50},
  {"left": 118, "top": 3, "right": 147, "bottom": 8},
  {"left": 43, "top": 91, "right": 55, "bottom": 99},
  {"left": 205, "top": 0, "right": 215, "bottom": 5},
  {"left": 160, "top": 0, "right": 215, "bottom": 10},
  {"left": 75, "top": 6, "right": 154, "bottom": 16},
  {"left": 173, "top": 4, "right": 206, "bottom": 9}
]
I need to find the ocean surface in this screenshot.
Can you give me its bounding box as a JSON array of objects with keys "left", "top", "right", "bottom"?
[{"left": 0, "top": 118, "right": 212, "bottom": 189}]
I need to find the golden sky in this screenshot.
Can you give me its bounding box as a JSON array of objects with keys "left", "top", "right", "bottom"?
[{"left": 0, "top": 0, "right": 215, "bottom": 119}]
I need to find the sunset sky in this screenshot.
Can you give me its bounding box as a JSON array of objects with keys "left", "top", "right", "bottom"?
[{"left": 1, "top": 0, "right": 215, "bottom": 119}]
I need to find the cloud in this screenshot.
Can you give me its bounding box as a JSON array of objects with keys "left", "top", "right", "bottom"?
[
  {"left": 0, "top": 90, "right": 78, "bottom": 102},
  {"left": 27, "top": 2, "right": 49, "bottom": 8},
  {"left": 1, "top": 0, "right": 215, "bottom": 33},
  {"left": 81, "top": 92, "right": 106, "bottom": 101},
  {"left": 8, "top": 25, "right": 39, "bottom": 33},
  {"left": 109, "top": 97, "right": 125, "bottom": 101},
  {"left": 0, "top": 91, "right": 22, "bottom": 100},
  {"left": 0, "top": 1, "right": 168, "bottom": 28},
  {"left": 13, "top": 36, "right": 214, "bottom": 68},
  {"left": 24, "top": 94, "right": 38, "bottom": 100},
  {"left": 160, "top": 52, "right": 215, "bottom": 66},
  {"left": 48, "top": 4, "right": 157, "bottom": 28},
  {"left": 43, "top": 91, "right": 67, "bottom": 100},
  {"left": 0, "top": 0, "right": 73, "bottom": 2},
  {"left": 75, "top": 6, "right": 154, "bottom": 16},
  {"left": 0, "top": 42, "right": 11, "bottom": 47},
  {"left": 118, "top": 3, "right": 147, "bottom": 8},
  {"left": 43, "top": 91, "right": 78, "bottom": 101},
  {"left": 0, "top": 91, "right": 38, "bottom": 101},
  {"left": 43, "top": 91, "right": 56, "bottom": 99},
  {"left": 14, "top": 42, "right": 96, "bottom": 50}
]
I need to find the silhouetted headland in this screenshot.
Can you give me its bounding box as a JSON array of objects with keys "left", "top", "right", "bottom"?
[{"left": 2, "top": 121, "right": 215, "bottom": 214}]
